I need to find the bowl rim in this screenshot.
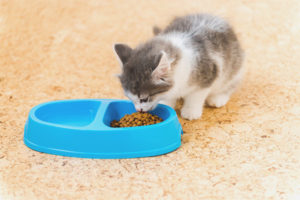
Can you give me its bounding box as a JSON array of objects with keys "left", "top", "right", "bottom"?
[{"left": 29, "top": 99, "right": 178, "bottom": 131}]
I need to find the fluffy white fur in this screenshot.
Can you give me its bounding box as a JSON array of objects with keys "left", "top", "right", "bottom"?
[{"left": 158, "top": 33, "right": 242, "bottom": 120}]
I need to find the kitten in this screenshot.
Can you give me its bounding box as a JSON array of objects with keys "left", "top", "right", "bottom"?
[{"left": 113, "top": 14, "right": 244, "bottom": 120}]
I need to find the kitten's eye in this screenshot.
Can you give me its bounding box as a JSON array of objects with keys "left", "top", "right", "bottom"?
[{"left": 140, "top": 97, "right": 149, "bottom": 103}]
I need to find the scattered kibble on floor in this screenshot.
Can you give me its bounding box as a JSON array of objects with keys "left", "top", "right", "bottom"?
[{"left": 110, "top": 112, "right": 163, "bottom": 128}]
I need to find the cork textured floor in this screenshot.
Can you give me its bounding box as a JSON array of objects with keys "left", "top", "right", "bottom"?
[{"left": 0, "top": 0, "right": 300, "bottom": 199}]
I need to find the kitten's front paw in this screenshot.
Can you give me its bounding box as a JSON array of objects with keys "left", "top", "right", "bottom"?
[{"left": 180, "top": 106, "right": 203, "bottom": 120}]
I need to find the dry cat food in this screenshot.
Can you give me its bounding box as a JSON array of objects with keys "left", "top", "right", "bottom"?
[{"left": 110, "top": 112, "right": 163, "bottom": 128}]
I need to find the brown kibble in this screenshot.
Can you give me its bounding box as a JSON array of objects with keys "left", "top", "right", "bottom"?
[{"left": 110, "top": 112, "right": 163, "bottom": 128}]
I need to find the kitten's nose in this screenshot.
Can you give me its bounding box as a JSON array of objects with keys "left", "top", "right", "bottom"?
[
  {"left": 135, "top": 105, "right": 144, "bottom": 112},
  {"left": 136, "top": 108, "right": 143, "bottom": 112}
]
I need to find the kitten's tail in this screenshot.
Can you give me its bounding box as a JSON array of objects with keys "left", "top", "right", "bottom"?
[{"left": 153, "top": 26, "right": 162, "bottom": 35}]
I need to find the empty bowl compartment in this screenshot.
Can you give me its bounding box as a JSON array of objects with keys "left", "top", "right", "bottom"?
[{"left": 35, "top": 100, "right": 101, "bottom": 127}]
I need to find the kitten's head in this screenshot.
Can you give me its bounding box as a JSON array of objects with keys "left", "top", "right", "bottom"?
[{"left": 113, "top": 40, "right": 178, "bottom": 112}]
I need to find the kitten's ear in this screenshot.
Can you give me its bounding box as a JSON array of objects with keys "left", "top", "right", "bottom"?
[
  {"left": 113, "top": 43, "right": 132, "bottom": 65},
  {"left": 153, "top": 26, "right": 161, "bottom": 35},
  {"left": 152, "top": 51, "right": 172, "bottom": 84},
  {"left": 113, "top": 73, "right": 121, "bottom": 79}
]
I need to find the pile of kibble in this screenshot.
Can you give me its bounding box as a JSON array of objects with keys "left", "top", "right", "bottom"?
[{"left": 110, "top": 112, "right": 163, "bottom": 128}]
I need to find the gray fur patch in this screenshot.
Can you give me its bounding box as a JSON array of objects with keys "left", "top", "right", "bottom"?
[
  {"left": 191, "top": 57, "right": 218, "bottom": 87},
  {"left": 119, "top": 39, "right": 180, "bottom": 96},
  {"left": 162, "top": 14, "right": 244, "bottom": 88}
]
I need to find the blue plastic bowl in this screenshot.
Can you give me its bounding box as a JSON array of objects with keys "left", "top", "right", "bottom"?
[{"left": 23, "top": 99, "right": 182, "bottom": 159}]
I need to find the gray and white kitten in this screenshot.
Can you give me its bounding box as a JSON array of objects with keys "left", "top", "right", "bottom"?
[{"left": 114, "top": 14, "right": 244, "bottom": 120}]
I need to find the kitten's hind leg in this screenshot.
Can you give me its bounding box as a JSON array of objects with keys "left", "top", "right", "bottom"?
[
  {"left": 206, "top": 77, "right": 241, "bottom": 108},
  {"left": 206, "top": 93, "right": 230, "bottom": 108},
  {"left": 181, "top": 89, "right": 210, "bottom": 120}
]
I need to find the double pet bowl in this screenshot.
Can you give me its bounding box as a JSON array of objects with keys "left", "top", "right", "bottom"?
[{"left": 24, "top": 99, "right": 182, "bottom": 159}]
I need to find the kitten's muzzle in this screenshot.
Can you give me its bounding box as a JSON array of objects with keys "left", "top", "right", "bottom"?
[
  {"left": 136, "top": 108, "right": 144, "bottom": 112},
  {"left": 134, "top": 103, "right": 156, "bottom": 112}
]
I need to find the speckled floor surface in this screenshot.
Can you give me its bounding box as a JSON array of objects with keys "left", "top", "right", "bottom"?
[{"left": 0, "top": 0, "right": 300, "bottom": 199}]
